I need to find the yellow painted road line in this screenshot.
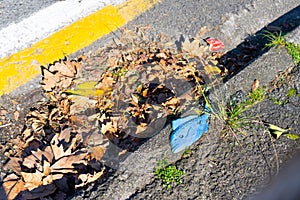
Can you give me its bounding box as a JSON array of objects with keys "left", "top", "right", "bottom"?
[{"left": 0, "top": 0, "right": 159, "bottom": 96}]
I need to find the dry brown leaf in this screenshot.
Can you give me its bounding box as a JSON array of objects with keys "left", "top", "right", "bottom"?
[
  {"left": 31, "top": 121, "right": 43, "bottom": 132},
  {"left": 66, "top": 135, "right": 80, "bottom": 154},
  {"left": 159, "top": 59, "right": 167, "bottom": 71},
  {"left": 0, "top": 109, "right": 8, "bottom": 115},
  {"left": 48, "top": 108, "right": 59, "bottom": 121},
  {"left": 14, "top": 111, "right": 19, "bottom": 121},
  {"left": 163, "top": 97, "right": 180, "bottom": 111},
  {"left": 57, "top": 76, "right": 73, "bottom": 89},
  {"left": 43, "top": 160, "right": 51, "bottom": 177},
  {"left": 131, "top": 94, "right": 139, "bottom": 104},
  {"left": 60, "top": 98, "right": 70, "bottom": 115},
  {"left": 22, "top": 136, "right": 36, "bottom": 149},
  {"left": 100, "top": 120, "right": 118, "bottom": 134},
  {"left": 251, "top": 79, "right": 260, "bottom": 92},
  {"left": 10, "top": 138, "right": 25, "bottom": 155},
  {"left": 52, "top": 173, "right": 64, "bottom": 181},
  {"left": 57, "top": 64, "right": 74, "bottom": 77},
  {"left": 48, "top": 93, "right": 59, "bottom": 102},
  {"left": 41, "top": 60, "right": 75, "bottom": 90},
  {"left": 95, "top": 76, "right": 115, "bottom": 89},
  {"left": 73, "top": 57, "right": 84, "bottom": 71},
  {"left": 22, "top": 171, "right": 43, "bottom": 191},
  {"left": 163, "top": 97, "right": 180, "bottom": 107},
  {"left": 4, "top": 157, "right": 22, "bottom": 174},
  {"left": 142, "top": 88, "right": 149, "bottom": 97},
  {"left": 208, "top": 59, "right": 218, "bottom": 65},
  {"left": 42, "top": 174, "right": 53, "bottom": 186},
  {"left": 69, "top": 115, "right": 89, "bottom": 127},
  {"left": 65, "top": 60, "right": 78, "bottom": 75},
  {"left": 76, "top": 169, "right": 104, "bottom": 188},
  {"left": 156, "top": 52, "right": 167, "bottom": 59},
  {"left": 29, "top": 110, "right": 44, "bottom": 119},
  {"left": 69, "top": 95, "right": 98, "bottom": 115},
  {"left": 118, "top": 149, "right": 127, "bottom": 156},
  {"left": 100, "top": 121, "right": 118, "bottom": 134},
  {"left": 22, "top": 148, "right": 53, "bottom": 172},
  {"left": 182, "top": 38, "right": 208, "bottom": 58},
  {"left": 136, "top": 125, "right": 147, "bottom": 134},
  {"left": 51, "top": 128, "right": 80, "bottom": 161},
  {"left": 50, "top": 153, "right": 87, "bottom": 173},
  {"left": 77, "top": 54, "right": 87, "bottom": 62},
  {"left": 77, "top": 174, "right": 88, "bottom": 185},
  {"left": 90, "top": 146, "right": 106, "bottom": 160},
  {"left": 57, "top": 127, "right": 71, "bottom": 143},
  {"left": 23, "top": 157, "right": 41, "bottom": 173},
  {"left": 51, "top": 133, "right": 67, "bottom": 160},
  {"left": 41, "top": 69, "right": 60, "bottom": 91},
  {"left": 49, "top": 61, "right": 75, "bottom": 77},
  {"left": 43, "top": 146, "right": 54, "bottom": 163},
  {"left": 22, "top": 128, "right": 32, "bottom": 141},
  {"left": 3, "top": 173, "right": 26, "bottom": 200}
]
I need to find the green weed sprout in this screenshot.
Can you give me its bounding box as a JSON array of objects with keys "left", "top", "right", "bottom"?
[
  {"left": 285, "top": 42, "right": 300, "bottom": 64},
  {"left": 263, "top": 31, "right": 286, "bottom": 48},
  {"left": 263, "top": 30, "right": 300, "bottom": 64},
  {"left": 154, "top": 158, "right": 185, "bottom": 189},
  {"left": 201, "top": 82, "right": 266, "bottom": 137}
]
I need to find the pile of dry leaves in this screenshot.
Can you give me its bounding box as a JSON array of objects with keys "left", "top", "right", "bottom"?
[
  {"left": 2, "top": 57, "right": 107, "bottom": 199},
  {"left": 2, "top": 28, "right": 226, "bottom": 199}
]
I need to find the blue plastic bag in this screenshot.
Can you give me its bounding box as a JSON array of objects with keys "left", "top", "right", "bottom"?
[{"left": 170, "top": 110, "right": 210, "bottom": 153}]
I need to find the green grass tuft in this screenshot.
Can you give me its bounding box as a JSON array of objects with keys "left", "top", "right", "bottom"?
[
  {"left": 181, "top": 148, "right": 191, "bottom": 159},
  {"left": 263, "top": 31, "right": 286, "bottom": 48},
  {"left": 263, "top": 31, "right": 300, "bottom": 64},
  {"left": 287, "top": 88, "right": 297, "bottom": 98},
  {"left": 285, "top": 42, "right": 300, "bottom": 64},
  {"left": 213, "top": 87, "right": 266, "bottom": 134},
  {"left": 154, "top": 158, "right": 185, "bottom": 189}
]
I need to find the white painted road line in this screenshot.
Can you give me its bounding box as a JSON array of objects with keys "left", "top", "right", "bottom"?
[{"left": 0, "top": 0, "right": 125, "bottom": 59}]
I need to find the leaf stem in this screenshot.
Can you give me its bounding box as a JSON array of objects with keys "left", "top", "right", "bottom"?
[{"left": 0, "top": 123, "right": 12, "bottom": 128}]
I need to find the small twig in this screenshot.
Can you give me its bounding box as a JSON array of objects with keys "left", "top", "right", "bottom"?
[
  {"left": 0, "top": 123, "right": 12, "bottom": 128},
  {"left": 265, "top": 129, "right": 279, "bottom": 175},
  {"left": 228, "top": 126, "right": 243, "bottom": 147}
]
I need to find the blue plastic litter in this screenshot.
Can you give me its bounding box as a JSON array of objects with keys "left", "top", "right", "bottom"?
[{"left": 170, "top": 106, "right": 210, "bottom": 153}]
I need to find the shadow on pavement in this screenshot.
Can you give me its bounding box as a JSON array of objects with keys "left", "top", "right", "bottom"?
[{"left": 221, "top": 5, "right": 300, "bottom": 83}]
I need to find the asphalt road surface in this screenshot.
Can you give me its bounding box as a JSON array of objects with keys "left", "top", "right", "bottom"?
[
  {"left": 0, "top": 0, "right": 299, "bottom": 199},
  {"left": 0, "top": 0, "right": 58, "bottom": 29}
]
